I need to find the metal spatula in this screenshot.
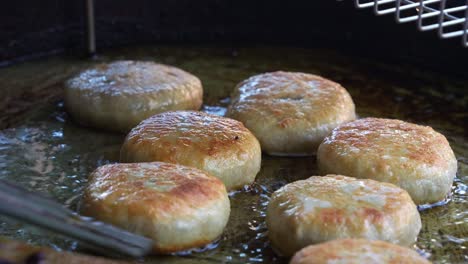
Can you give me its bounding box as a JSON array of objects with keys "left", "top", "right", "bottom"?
[{"left": 0, "top": 179, "right": 153, "bottom": 258}]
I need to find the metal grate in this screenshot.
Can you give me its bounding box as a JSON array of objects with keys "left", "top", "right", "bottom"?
[{"left": 353, "top": 0, "right": 468, "bottom": 47}]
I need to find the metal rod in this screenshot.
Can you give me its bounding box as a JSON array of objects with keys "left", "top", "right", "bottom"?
[
  {"left": 86, "top": 0, "right": 96, "bottom": 56},
  {"left": 464, "top": 0, "right": 468, "bottom": 46}
]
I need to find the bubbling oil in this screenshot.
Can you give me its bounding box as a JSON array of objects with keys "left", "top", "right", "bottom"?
[{"left": 0, "top": 45, "right": 466, "bottom": 263}]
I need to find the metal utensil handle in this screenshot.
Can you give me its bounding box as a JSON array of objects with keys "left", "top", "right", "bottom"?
[{"left": 0, "top": 179, "right": 153, "bottom": 258}]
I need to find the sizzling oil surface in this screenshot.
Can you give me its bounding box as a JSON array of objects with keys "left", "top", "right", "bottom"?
[{"left": 0, "top": 46, "right": 466, "bottom": 263}]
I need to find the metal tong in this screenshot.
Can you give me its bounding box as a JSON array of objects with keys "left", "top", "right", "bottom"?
[{"left": 0, "top": 179, "right": 153, "bottom": 258}]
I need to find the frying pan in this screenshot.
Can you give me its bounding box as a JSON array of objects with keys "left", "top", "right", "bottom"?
[{"left": 0, "top": 1, "right": 467, "bottom": 263}]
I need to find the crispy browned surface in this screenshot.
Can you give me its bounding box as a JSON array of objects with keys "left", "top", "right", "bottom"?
[
  {"left": 122, "top": 111, "right": 252, "bottom": 159},
  {"left": 324, "top": 118, "right": 450, "bottom": 166},
  {"left": 64, "top": 61, "right": 203, "bottom": 132},
  {"left": 290, "top": 239, "right": 431, "bottom": 264},
  {"left": 317, "top": 118, "right": 457, "bottom": 204},
  {"left": 227, "top": 71, "right": 355, "bottom": 155},
  {"left": 267, "top": 175, "right": 421, "bottom": 256},
  {"left": 0, "top": 238, "right": 129, "bottom": 263},
  {"left": 82, "top": 162, "right": 226, "bottom": 215},
  {"left": 120, "top": 111, "right": 261, "bottom": 190},
  {"left": 66, "top": 61, "right": 200, "bottom": 97},
  {"left": 81, "top": 162, "right": 230, "bottom": 253}
]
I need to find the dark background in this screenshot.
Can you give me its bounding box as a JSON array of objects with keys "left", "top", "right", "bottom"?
[{"left": 1, "top": 0, "right": 466, "bottom": 76}]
